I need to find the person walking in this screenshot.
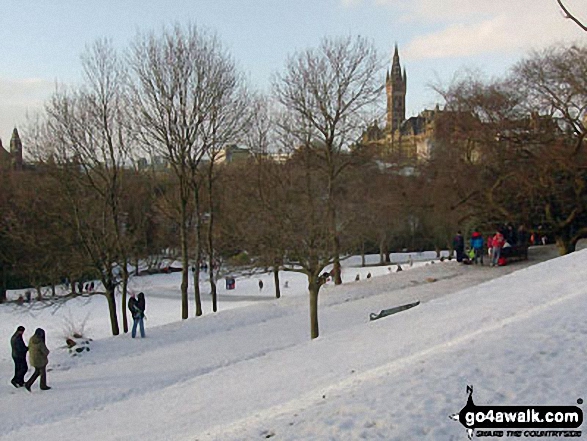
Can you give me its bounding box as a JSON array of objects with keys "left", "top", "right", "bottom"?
[
  {"left": 491, "top": 230, "right": 506, "bottom": 267},
  {"left": 130, "top": 292, "right": 146, "bottom": 338},
  {"left": 453, "top": 231, "right": 465, "bottom": 263},
  {"left": 10, "top": 326, "right": 28, "bottom": 388},
  {"left": 128, "top": 293, "right": 139, "bottom": 333},
  {"left": 470, "top": 230, "right": 484, "bottom": 265},
  {"left": 258, "top": 280, "right": 264, "bottom": 291},
  {"left": 24, "top": 328, "right": 51, "bottom": 391}
]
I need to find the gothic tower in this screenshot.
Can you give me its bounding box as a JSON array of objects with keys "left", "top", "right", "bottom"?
[
  {"left": 10, "top": 127, "right": 23, "bottom": 171},
  {"left": 386, "top": 44, "right": 407, "bottom": 134}
]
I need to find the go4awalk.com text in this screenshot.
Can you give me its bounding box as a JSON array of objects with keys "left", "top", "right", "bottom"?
[
  {"left": 450, "top": 386, "right": 583, "bottom": 439},
  {"left": 476, "top": 430, "right": 581, "bottom": 437}
]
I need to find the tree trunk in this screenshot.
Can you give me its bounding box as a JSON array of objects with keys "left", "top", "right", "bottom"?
[
  {"left": 379, "top": 236, "right": 390, "bottom": 264},
  {"left": 105, "top": 285, "right": 120, "bottom": 336},
  {"left": 180, "top": 201, "right": 189, "bottom": 320},
  {"left": 332, "top": 250, "right": 342, "bottom": 285},
  {"left": 273, "top": 267, "right": 281, "bottom": 299},
  {"left": 193, "top": 265, "right": 202, "bottom": 316},
  {"left": 329, "top": 204, "right": 342, "bottom": 285},
  {"left": 207, "top": 211, "right": 217, "bottom": 312},
  {"left": 308, "top": 275, "right": 320, "bottom": 339},
  {"left": 361, "top": 242, "right": 366, "bottom": 267},
  {"left": 194, "top": 189, "right": 203, "bottom": 316},
  {"left": 326, "top": 157, "right": 342, "bottom": 285},
  {"left": 207, "top": 163, "right": 217, "bottom": 313},
  {"left": 209, "top": 260, "right": 217, "bottom": 312},
  {"left": 121, "top": 262, "right": 129, "bottom": 333}
]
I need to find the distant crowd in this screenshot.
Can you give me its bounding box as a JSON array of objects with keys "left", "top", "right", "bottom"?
[{"left": 453, "top": 224, "right": 546, "bottom": 267}]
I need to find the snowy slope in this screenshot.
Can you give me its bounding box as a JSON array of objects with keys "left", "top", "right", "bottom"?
[
  {"left": 0, "top": 253, "right": 435, "bottom": 351},
  {"left": 1, "top": 248, "right": 585, "bottom": 441}
]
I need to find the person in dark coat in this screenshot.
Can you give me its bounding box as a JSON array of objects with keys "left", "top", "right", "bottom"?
[
  {"left": 128, "top": 293, "right": 143, "bottom": 338},
  {"left": 517, "top": 225, "right": 528, "bottom": 246},
  {"left": 505, "top": 224, "right": 517, "bottom": 245},
  {"left": 131, "top": 292, "right": 146, "bottom": 338},
  {"left": 11, "top": 326, "right": 28, "bottom": 387},
  {"left": 24, "top": 328, "right": 51, "bottom": 391},
  {"left": 453, "top": 231, "right": 465, "bottom": 262}
]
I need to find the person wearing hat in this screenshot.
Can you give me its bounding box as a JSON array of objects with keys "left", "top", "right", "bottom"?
[
  {"left": 10, "top": 326, "right": 28, "bottom": 388},
  {"left": 24, "top": 328, "right": 51, "bottom": 391}
]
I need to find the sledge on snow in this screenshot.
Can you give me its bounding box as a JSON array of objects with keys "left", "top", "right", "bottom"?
[{"left": 369, "top": 300, "right": 420, "bottom": 321}]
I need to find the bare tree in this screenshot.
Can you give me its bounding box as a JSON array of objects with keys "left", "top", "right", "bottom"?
[
  {"left": 227, "top": 95, "right": 287, "bottom": 299},
  {"left": 240, "top": 109, "right": 348, "bottom": 339},
  {"left": 513, "top": 45, "right": 587, "bottom": 155},
  {"left": 199, "top": 81, "right": 250, "bottom": 314},
  {"left": 273, "top": 35, "right": 382, "bottom": 285},
  {"left": 512, "top": 45, "right": 587, "bottom": 253},
  {"left": 433, "top": 45, "right": 587, "bottom": 254},
  {"left": 129, "top": 24, "right": 250, "bottom": 317},
  {"left": 39, "top": 40, "right": 135, "bottom": 335}
]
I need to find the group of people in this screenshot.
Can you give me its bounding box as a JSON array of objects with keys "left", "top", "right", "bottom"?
[
  {"left": 453, "top": 227, "right": 518, "bottom": 267},
  {"left": 10, "top": 326, "right": 51, "bottom": 391},
  {"left": 128, "top": 292, "right": 147, "bottom": 338},
  {"left": 10, "top": 292, "right": 146, "bottom": 391}
]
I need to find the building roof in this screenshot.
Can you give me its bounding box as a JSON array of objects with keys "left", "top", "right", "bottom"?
[{"left": 0, "top": 138, "right": 11, "bottom": 164}]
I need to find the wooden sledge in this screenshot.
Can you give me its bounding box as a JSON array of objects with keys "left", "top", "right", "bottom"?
[{"left": 369, "top": 300, "right": 420, "bottom": 321}]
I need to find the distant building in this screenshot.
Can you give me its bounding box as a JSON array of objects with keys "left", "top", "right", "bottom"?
[
  {"left": 0, "top": 128, "right": 24, "bottom": 171},
  {"left": 358, "top": 45, "right": 445, "bottom": 162},
  {"left": 214, "top": 145, "right": 251, "bottom": 164},
  {"left": 269, "top": 148, "right": 292, "bottom": 163},
  {"left": 359, "top": 45, "right": 568, "bottom": 164}
]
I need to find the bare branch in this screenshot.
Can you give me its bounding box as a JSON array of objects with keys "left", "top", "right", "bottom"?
[{"left": 557, "top": 0, "right": 587, "bottom": 32}]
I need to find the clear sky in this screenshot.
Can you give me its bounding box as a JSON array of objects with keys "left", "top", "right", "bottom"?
[{"left": 0, "top": 0, "right": 586, "bottom": 143}]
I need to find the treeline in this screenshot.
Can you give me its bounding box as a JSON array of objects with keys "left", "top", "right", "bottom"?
[{"left": 0, "top": 24, "right": 586, "bottom": 339}]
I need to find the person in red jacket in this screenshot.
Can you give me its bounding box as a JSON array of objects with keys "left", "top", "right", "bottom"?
[{"left": 491, "top": 230, "right": 505, "bottom": 266}]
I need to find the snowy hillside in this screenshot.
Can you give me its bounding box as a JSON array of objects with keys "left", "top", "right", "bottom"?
[{"left": 1, "top": 247, "right": 585, "bottom": 440}]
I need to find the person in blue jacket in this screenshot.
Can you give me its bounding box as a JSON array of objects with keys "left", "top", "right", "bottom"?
[{"left": 470, "top": 229, "right": 484, "bottom": 265}]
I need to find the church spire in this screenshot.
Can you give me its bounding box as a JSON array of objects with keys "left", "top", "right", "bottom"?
[
  {"left": 10, "top": 127, "right": 23, "bottom": 171},
  {"left": 386, "top": 44, "right": 407, "bottom": 134},
  {"left": 391, "top": 43, "right": 402, "bottom": 79}
]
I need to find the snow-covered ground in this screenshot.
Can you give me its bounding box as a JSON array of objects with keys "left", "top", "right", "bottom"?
[
  {"left": 0, "top": 252, "right": 440, "bottom": 350},
  {"left": 1, "top": 246, "right": 585, "bottom": 441}
]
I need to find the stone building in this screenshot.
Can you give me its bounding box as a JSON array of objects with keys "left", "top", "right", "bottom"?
[
  {"left": 359, "top": 45, "right": 443, "bottom": 162},
  {"left": 0, "top": 128, "right": 24, "bottom": 171}
]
